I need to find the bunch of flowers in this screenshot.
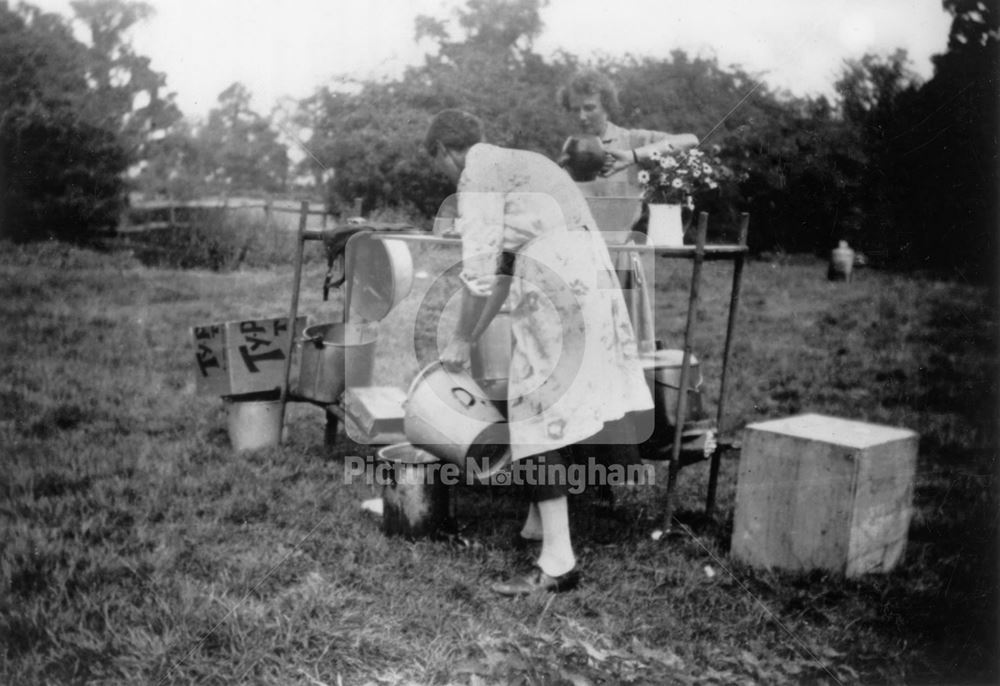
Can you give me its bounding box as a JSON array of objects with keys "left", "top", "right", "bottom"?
[{"left": 637, "top": 148, "right": 728, "bottom": 205}]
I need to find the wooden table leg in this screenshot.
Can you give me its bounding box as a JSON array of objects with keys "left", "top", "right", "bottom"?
[
  {"left": 278, "top": 201, "right": 310, "bottom": 445},
  {"left": 659, "top": 456, "right": 682, "bottom": 533},
  {"left": 324, "top": 409, "right": 340, "bottom": 448},
  {"left": 705, "top": 213, "right": 749, "bottom": 516},
  {"left": 660, "top": 212, "right": 708, "bottom": 534}
]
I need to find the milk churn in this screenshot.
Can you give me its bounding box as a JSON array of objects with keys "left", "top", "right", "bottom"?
[{"left": 828, "top": 240, "right": 855, "bottom": 282}]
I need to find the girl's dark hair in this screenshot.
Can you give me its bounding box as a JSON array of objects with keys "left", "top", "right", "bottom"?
[
  {"left": 424, "top": 109, "right": 484, "bottom": 155},
  {"left": 557, "top": 69, "right": 620, "bottom": 119}
]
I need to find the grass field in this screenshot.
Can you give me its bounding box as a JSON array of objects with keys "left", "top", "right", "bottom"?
[{"left": 1, "top": 240, "right": 996, "bottom": 685}]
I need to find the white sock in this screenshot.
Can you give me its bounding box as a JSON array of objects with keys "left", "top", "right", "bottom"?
[
  {"left": 520, "top": 502, "right": 543, "bottom": 540},
  {"left": 536, "top": 496, "right": 576, "bottom": 577}
]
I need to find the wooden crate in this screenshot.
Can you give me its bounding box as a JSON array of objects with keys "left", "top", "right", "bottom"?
[{"left": 730, "top": 413, "right": 918, "bottom": 577}]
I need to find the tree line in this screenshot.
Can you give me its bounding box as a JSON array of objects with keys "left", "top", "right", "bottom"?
[{"left": 2, "top": 0, "right": 995, "bottom": 280}]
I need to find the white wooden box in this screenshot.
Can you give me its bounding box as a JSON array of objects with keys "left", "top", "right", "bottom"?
[
  {"left": 730, "top": 413, "right": 918, "bottom": 577},
  {"left": 343, "top": 386, "right": 407, "bottom": 437}
]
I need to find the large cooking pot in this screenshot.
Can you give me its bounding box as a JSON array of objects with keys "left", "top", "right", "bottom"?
[
  {"left": 346, "top": 235, "right": 414, "bottom": 322},
  {"left": 376, "top": 442, "right": 452, "bottom": 540},
  {"left": 641, "top": 349, "right": 704, "bottom": 426},
  {"left": 293, "top": 322, "right": 378, "bottom": 404},
  {"left": 404, "top": 361, "right": 510, "bottom": 483}
]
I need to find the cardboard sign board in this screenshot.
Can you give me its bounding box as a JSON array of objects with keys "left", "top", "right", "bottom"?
[{"left": 192, "top": 316, "right": 308, "bottom": 397}]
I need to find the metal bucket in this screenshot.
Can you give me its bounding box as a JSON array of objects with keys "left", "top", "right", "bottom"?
[
  {"left": 376, "top": 442, "right": 452, "bottom": 539},
  {"left": 404, "top": 361, "right": 510, "bottom": 483},
  {"left": 828, "top": 240, "right": 855, "bottom": 282},
  {"left": 224, "top": 397, "right": 283, "bottom": 451},
  {"left": 641, "top": 349, "right": 704, "bottom": 427},
  {"left": 294, "top": 322, "right": 378, "bottom": 404}
]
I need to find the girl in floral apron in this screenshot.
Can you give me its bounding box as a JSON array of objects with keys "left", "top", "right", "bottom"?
[{"left": 426, "top": 110, "right": 653, "bottom": 595}]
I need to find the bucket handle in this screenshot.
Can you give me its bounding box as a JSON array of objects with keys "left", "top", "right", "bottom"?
[
  {"left": 406, "top": 360, "right": 442, "bottom": 401},
  {"left": 450, "top": 387, "right": 476, "bottom": 407}
]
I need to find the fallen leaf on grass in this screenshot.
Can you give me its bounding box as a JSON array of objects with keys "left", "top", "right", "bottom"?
[
  {"left": 780, "top": 661, "right": 803, "bottom": 675},
  {"left": 821, "top": 646, "right": 845, "bottom": 659},
  {"left": 558, "top": 669, "right": 595, "bottom": 686},
  {"left": 297, "top": 668, "right": 332, "bottom": 686},
  {"left": 834, "top": 663, "right": 860, "bottom": 681},
  {"left": 577, "top": 640, "right": 609, "bottom": 663},
  {"left": 561, "top": 636, "right": 633, "bottom": 666},
  {"left": 631, "top": 642, "right": 684, "bottom": 669},
  {"left": 700, "top": 667, "right": 740, "bottom": 684},
  {"left": 451, "top": 659, "right": 486, "bottom": 676}
]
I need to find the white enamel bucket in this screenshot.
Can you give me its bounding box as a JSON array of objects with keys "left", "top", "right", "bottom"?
[
  {"left": 224, "top": 397, "right": 283, "bottom": 451},
  {"left": 641, "top": 349, "right": 704, "bottom": 426},
  {"left": 403, "top": 361, "right": 510, "bottom": 482}
]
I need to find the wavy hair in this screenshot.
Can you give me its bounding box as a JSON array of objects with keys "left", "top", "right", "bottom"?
[
  {"left": 424, "top": 109, "right": 484, "bottom": 156},
  {"left": 557, "top": 69, "right": 620, "bottom": 119}
]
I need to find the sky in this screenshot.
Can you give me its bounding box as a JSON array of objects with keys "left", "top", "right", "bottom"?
[{"left": 30, "top": 0, "right": 954, "bottom": 118}]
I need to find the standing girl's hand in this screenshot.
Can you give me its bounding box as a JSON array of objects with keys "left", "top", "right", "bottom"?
[
  {"left": 601, "top": 148, "right": 633, "bottom": 176},
  {"left": 440, "top": 338, "right": 472, "bottom": 372}
]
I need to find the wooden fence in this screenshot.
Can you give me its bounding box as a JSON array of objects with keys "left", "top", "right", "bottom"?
[
  {"left": 110, "top": 197, "right": 369, "bottom": 266},
  {"left": 119, "top": 197, "right": 350, "bottom": 235}
]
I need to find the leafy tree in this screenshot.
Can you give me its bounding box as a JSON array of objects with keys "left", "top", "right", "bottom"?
[
  {"left": 133, "top": 118, "right": 205, "bottom": 200},
  {"left": 299, "top": 0, "right": 570, "bottom": 216},
  {"left": 834, "top": 50, "right": 922, "bottom": 260},
  {"left": 298, "top": 0, "right": 868, "bottom": 252},
  {"left": 896, "top": 0, "right": 998, "bottom": 279},
  {"left": 296, "top": 81, "right": 450, "bottom": 216},
  {"left": 409, "top": 0, "right": 568, "bottom": 154},
  {"left": 296, "top": 0, "right": 997, "bottom": 274},
  {"left": 70, "top": 0, "right": 181, "bottom": 166},
  {"left": 0, "top": 1, "right": 128, "bottom": 240},
  {"left": 453, "top": 0, "right": 545, "bottom": 54},
  {"left": 197, "top": 83, "right": 289, "bottom": 194},
  {"left": 606, "top": 53, "right": 861, "bottom": 250},
  {"left": 833, "top": 0, "right": 998, "bottom": 277}
]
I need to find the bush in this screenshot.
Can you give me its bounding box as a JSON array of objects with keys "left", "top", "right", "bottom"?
[{"left": 108, "top": 210, "right": 327, "bottom": 271}]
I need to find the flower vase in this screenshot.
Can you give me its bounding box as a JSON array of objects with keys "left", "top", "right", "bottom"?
[{"left": 647, "top": 203, "right": 684, "bottom": 247}]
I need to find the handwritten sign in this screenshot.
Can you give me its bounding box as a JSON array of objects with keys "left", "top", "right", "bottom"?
[{"left": 192, "top": 316, "right": 307, "bottom": 396}]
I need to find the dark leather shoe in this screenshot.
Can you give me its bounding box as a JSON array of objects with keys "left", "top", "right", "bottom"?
[
  {"left": 511, "top": 532, "right": 543, "bottom": 551},
  {"left": 491, "top": 567, "right": 580, "bottom": 596}
]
